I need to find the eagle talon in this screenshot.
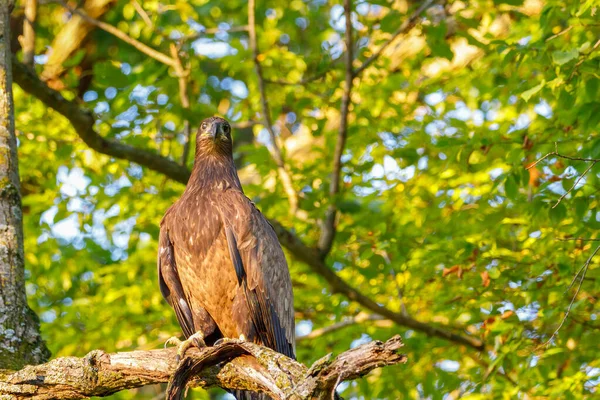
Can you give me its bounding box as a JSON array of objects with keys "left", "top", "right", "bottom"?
[
  {"left": 167, "top": 332, "right": 206, "bottom": 363},
  {"left": 164, "top": 336, "right": 183, "bottom": 349}
]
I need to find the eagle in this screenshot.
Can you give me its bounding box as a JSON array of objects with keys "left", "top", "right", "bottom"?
[{"left": 158, "top": 116, "right": 295, "bottom": 399}]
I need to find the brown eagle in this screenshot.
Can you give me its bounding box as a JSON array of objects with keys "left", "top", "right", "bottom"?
[{"left": 158, "top": 116, "right": 295, "bottom": 398}]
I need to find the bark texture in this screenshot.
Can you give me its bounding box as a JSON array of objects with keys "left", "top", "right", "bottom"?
[
  {"left": 0, "top": 336, "right": 406, "bottom": 400},
  {"left": 0, "top": 0, "right": 49, "bottom": 369}
]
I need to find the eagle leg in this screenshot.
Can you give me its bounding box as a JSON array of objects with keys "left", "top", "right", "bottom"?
[{"left": 165, "top": 331, "right": 207, "bottom": 363}]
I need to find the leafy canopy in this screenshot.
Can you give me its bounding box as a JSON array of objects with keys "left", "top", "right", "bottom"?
[{"left": 13, "top": 0, "right": 600, "bottom": 398}]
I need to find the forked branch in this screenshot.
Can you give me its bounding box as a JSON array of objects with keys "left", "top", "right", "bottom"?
[{"left": 0, "top": 336, "right": 407, "bottom": 400}]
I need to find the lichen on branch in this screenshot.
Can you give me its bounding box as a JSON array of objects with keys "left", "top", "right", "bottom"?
[{"left": 0, "top": 335, "right": 406, "bottom": 400}]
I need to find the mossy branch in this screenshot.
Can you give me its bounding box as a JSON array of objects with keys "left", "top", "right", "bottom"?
[{"left": 0, "top": 336, "right": 406, "bottom": 400}]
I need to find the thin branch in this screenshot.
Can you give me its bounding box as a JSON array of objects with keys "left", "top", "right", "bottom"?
[
  {"left": 353, "top": 0, "right": 436, "bottom": 76},
  {"left": 527, "top": 144, "right": 599, "bottom": 206},
  {"left": 248, "top": 0, "right": 299, "bottom": 215},
  {"left": 546, "top": 25, "right": 573, "bottom": 42},
  {"left": 0, "top": 336, "right": 407, "bottom": 400},
  {"left": 526, "top": 147, "right": 599, "bottom": 170},
  {"left": 553, "top": 160, "right": 597, "bottom": 208},
  {"left": 21, "top": 0, "right": 37, "bottom": 66},
  {"left": 132, "top": 0, "right": 153, "bottom": 28},
  {"left": 58, "top": 0, "right": 177, "bottom": 67},
  {"left": 168, "top": 44, "right": 192, "bottom": 166},
  {"left": 12, "top": 59, "right": 485, "bottom": 352},
  {"left": 545, "top": 243, "right": 600, "bottom": 345},
  {"left": 318, "top": 0, "right": 355, "bottom": 257}
]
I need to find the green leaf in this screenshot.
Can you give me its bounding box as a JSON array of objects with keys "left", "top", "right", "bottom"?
[
  {"left": 552, "top": 49, "right": 579, "bottom": 65},
  {"left": 505, "top": 175, "right": 519, "bottom": 199},
  {"left": 521, "top": 80, "right": 545, "bottom": 102},
  {"left": 549, "top": 203, "right": 567, "bottom": 224}
]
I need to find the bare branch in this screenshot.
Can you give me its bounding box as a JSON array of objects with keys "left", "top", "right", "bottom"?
[
  {"left": 21, "top": 0, "right": 36, "bottom": 66},
  {"left": 58, "top": 0, "right": 177, "bottom": 68},
  {"left": 353, "top": 0, "right": 436, "bottom": 76},
  {"left": 527, "top": 144, "right": 599, "bottom": 206},
  {"left": 526, "top": 148, "right": 599, "bottom": 170},
  {"left": 248, "top": 0, "right": 299, "bottom": 215},
  {"left": 545, "top": 243, "right": 600, "bottom": 345},
  {"left": 12, "top": 59, "right": 484, "bottom": 351},
  {"left": 168, "top": 44, "right": 193, "bottom": 166},
  {"left": 553, "top": 161, "right": 597, "bottom": 208},
  {"left": 132, "top": 0, "right": 153, "bottom": 29},
  {"left": 318, "top": 0, "right": 355, "bottom": 257},
  {"left": 0, "top": 336, "right": 407, "bottom": 400}
]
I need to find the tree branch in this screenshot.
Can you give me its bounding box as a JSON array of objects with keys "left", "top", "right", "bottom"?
[
  {"left": 248, "top": 0, "right": 299, "bottom": 215},
  {"left": 0, "top": 336, "right": 407, "bottom": 400},
  {"left": 269, "top": 220, "right": 485, "bottom": 351},
  {"left": 58, "top": 0, "right": 177, "bottom": 68},
  {"left": 353, "top": 0, "right": 436, "bottom": 77},
  {"left": 12, "top": 59, "right": 190, "bottom": 183},
  {"left": 41, "top": 0, "right": 114, "bottom": 82},
  {"left": 21, "top": 0, "right": 36, "bottom": 66},
  {"left": 11, "top": 59, "right": 484, "bottom": 351},
  {"left": 168, "top": 43, "right": 192, "bottom": 167},
  {"left": 318, "top": 0, "right": 354, "bottom": 257},
  {"left": 545, "top": 241, "right": 600, "bottom": 345}
]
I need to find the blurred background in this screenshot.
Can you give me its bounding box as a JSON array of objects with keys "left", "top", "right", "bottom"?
[{"left": 9, "top": 0, "right": 600, "bottom": 398}]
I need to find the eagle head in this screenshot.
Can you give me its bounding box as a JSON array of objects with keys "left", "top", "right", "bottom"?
[{"left": 196, "top": 116, "right": 233, "bottom": 157}]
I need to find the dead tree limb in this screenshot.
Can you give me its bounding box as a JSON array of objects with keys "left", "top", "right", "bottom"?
[{"left": 0, "top": 336, "right": 407, "bottom": 400}]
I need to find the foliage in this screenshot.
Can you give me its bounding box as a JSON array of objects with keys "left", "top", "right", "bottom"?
[{"left": 11, "top": 0, "right": 600, "bottom": 398}]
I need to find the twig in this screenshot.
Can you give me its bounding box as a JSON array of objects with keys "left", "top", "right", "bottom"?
[
  {"left": 545, "top": 243, "right": 600, "bottom": 345},
  {"left": 353, "top": 0, "right": 435, "bottom": 76},
  {"left": 248, "top": 0, "right": 299, "bottom": 215},
  {"left": 168, "top": 44, "right": 192, "bottom": 166},
  {"left": 527, "top": 151, "right": 599, "bottom": 170},
  {"left": 21, "top": 0, "right": 37, "bottom": 66},
  {"left": 318, "top": 0, "right": 355, "bottom": 257},
  {"left": 553, "top": 160, "right": 597, "bottom": 208},
  {"left": 545, "top": 25, "right": 573, "bottom": 42},
  {"left": 527, "top": 143, "right": 599, "bottom": 206},
  {"left": 59, "top": 0, "right": 177, "bottom": 67},
  {"left": 132, "top": 0, "right": 153, "bottom": 28}
]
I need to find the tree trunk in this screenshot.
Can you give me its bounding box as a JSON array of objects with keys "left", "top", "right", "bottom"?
[{"left": 0, "top": 0, "right": 49, "bottom": 369}]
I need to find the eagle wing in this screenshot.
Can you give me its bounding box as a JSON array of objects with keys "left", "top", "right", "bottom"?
[
  {"left": 157, "top": 224, "right": 196, "bottom": 339},
  {"left": 220, "top": 190, "right": 295, "bottom": 358}
]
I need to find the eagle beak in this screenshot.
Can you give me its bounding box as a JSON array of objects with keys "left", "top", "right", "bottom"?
[{"left": 209, "top": 123, "right": 219, "bottom": 141}]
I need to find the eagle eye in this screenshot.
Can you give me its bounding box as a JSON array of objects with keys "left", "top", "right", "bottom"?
[
  {"left": 201, "top": 122, "right": 208, "bottom": 130},
  {"left": 223, "top": 124, "right": 230, "bottom": 135}
]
